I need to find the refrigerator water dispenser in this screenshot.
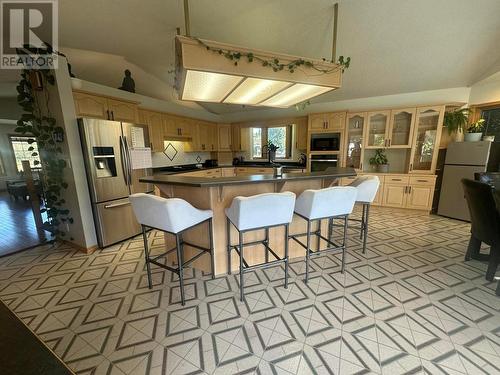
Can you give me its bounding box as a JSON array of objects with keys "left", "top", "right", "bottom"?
[{"left": 92, "top": 146, "right": 117, "bottom": 178}]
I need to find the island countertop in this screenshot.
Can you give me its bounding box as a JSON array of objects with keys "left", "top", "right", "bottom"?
[{"left": 140, "top": 167, "right": 357, "bottom": 187}]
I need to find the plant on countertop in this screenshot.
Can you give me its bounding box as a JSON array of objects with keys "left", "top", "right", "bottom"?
[
  {"left": 265, "top": 141, "right": 280, "bottom": 152},
  {"left": 15, "top": 45, "right": 73, "bottom": 239},
  {"left": 443, "top": 108, "right": 470, "bottom": 134},
  {"left": 466, "top": 118, "right": 485, "bottom": 133},
  {"left": 369, "top": 149, "right": 388, "bottom": 166}
]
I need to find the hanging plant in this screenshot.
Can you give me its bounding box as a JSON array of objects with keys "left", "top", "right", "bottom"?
[
  {"left": 15, "top": 46, "right": 73, "bottom": 239},
  {"left": 195, "top": 38, "right": 351, "bottom": 74}
]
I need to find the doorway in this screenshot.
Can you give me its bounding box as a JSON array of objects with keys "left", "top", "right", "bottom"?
[{"left": 0, "top": 123, "right": 47, "bottom": 257}]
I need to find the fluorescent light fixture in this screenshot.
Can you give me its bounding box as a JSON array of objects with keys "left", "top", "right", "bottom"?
[
  {"left": 176, "top": 36, "right": 343, "bottom": 107},
  {"left": 182, "top": 70, "right": 243, "bottom": 102},
  {"left": 260, "top": 84, "right": 334, "bottom": 107},
  {"left": 224, "top": 78, "right": 292, "bottom": 105}
]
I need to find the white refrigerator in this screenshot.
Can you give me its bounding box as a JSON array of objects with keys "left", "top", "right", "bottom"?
[{"left": 437, "top": 141, "right": 500, "bottom": 221}]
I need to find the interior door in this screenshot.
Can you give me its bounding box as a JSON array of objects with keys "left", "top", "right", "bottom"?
[
  {"left": 121, "top": 123, "right": 153, "bottom": 194},
  {"left": 79, "top": 118, "right": 129, "bottom": 203}
]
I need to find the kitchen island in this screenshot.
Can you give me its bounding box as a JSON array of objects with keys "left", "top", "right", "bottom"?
[{"left": 140, "top": 167, "right": 356, "bottom": 275}]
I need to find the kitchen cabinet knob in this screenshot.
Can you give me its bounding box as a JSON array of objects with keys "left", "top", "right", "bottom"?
[{"left": 106, "top": 109, "right": 110, "bottom": 119}]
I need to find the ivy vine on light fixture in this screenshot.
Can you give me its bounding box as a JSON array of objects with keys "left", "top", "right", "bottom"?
[
  {"left": 195, "top": 38, "right": 351, "bottom": 74},
  {"left": 15, "top": 45, "right": 73, "bottom": 239}
]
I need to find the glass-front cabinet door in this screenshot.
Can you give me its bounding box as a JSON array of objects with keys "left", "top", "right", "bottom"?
[
  {"left": 388, "top": 108, "right": 415, "bottom": 148},
  {"left": 365, "top": 111, "right": 389, "bottom": 148},
  {"left": 409, "top": 106, "right": 444, "bottom": 174},
  {"left": 345, "top": 113, "right": 366, "bottom": 170}
]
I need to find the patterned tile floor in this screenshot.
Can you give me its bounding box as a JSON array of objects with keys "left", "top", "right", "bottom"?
[{"left": 0, "top": 207, "right": 499, "bottom": 375}]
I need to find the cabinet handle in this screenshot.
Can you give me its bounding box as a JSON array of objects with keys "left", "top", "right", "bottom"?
[
  {"left": 409, "top": 163, "right": 413, "bottom": 171},
  {"left": 106, "top": 109, "right": 110, "bottom": 120},
  {"left": 388, "top": 139, "right": 391, "bottom": 147},
  {"left": 417, "top": 179, "right": 428, "bottom": 182},
  {"left": 392, "top": 178, "right": 402, "bottom": 181},
  {"left": 408, "top": 186, "right": 412, "bottom": 194},
  {"left": 360, "top": 162, "right": 363, "bottom": 170}
]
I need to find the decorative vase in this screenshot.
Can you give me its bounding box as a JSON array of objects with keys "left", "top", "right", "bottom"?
[
  {"left": 483, "top": 135, "right": 495, "bottom": 142},
  {"left": 464, "top": 133, "right": 482, "bottom": 142},
  {"left": 452, "top": 129, "right": 464, "bottom": 142},
  {"left": 268, "top": 150, "right": 276, "bottom": 163},
  {"left": 376, "top": 164, "right": 389, "bottom": 173}
]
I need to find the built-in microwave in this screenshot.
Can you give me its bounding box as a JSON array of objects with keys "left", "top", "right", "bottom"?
[
  {"left": 310, "top": 154, "right": 339, "bottom": 172},
  {"left": 310, "top": 133, "right": 341, "bottom": 152}
]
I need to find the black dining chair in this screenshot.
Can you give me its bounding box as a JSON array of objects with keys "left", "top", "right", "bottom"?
[{"left": 461, "top": 178, "right": 500, "bottom": 281}]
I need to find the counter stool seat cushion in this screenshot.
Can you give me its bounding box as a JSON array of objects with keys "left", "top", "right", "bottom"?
[
  {"left": 130, "top": 193, "right": 212, "bottom": 234},
  {"left": 225, "top": 192, "right": 296, "bottom": 231},
  {"left": 349, "top": 176, "right": 380, "bottom": 203},
  {"left": 295, "top": 186, "right": 357, "bottom": 220}
]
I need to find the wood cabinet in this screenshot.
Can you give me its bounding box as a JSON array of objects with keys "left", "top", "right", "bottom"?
[
  {"left": 208, "top": 125, "right": 218, "bottom": 151},
  {"left": 365, "top": 111, "right": 390, "bottom": 148},
  {"left": 339, "top": 173, "right": 434, "bottom": 211},
  {"left": 138, "top": 109, "right": 164, "bottom": 152},
  {"left": 74, "top": 92, "right": 138, "bottom": 122},
  {"left": 309, "top": 112, "right": 346, "bottom": 132},
  {"left": 296, "top": 119, "right": 308, "bottom": 150},
  {"left": 231, "top": 125, "right": 242, "bottom": 151},
  {"left": 388, "top": 108, "right": 416, "bottom": 148},
  {"left": 344, "top": 113, "right": 367, "bottom": 170},
  {"left": 218, "top": 124, "right": 232, "bottom": 151},
  {"left": 408, "top": 106, "right": 444, "bottom": 174}
]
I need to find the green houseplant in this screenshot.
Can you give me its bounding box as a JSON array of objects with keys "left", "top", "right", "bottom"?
[
  {"left": 443, "top": 108, "right": 470, "bottom": 141},
  {"left": 369, "top": 149, "right": 389, "bottom": 173},
  {"left": 464, "top": 119, "right": 485, "bottom": 142},
  {"left": 265, "top": 141, "right": 279, "bottom": 163}
]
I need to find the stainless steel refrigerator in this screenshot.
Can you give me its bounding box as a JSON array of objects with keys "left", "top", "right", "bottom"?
[
  {"left": 78, "top": 118, "right": 153, "bottom": 247},
  {"left": 437, "top": 141, "right": 500, "bottom": 221}
]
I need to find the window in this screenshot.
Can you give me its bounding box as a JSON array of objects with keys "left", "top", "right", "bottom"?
[
  {"left": 481, "top": 107, "right": 500, "bottom": 142},
  {"left": 9, "top": 136, "right": 41, "bottom": 172},
  {"left": 250, "top": 125, "right": 292, "bottom": 159}
]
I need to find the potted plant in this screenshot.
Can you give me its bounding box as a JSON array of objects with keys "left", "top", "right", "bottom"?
[
  {"left": 443, "top": 108, "right": 470, "bottom": 142},
  {"left": 464, "top": 119, "right": 485, "bottom": 142},
  {"left": 369, "top": 149, "right": 389, "bottom": 173},
  {"left": 266, "top": 141, "right": 279, "bottom": 163}
]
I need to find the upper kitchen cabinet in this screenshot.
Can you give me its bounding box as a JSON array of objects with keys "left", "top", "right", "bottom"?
[
  {"left": 218, "top": 124, "right": 232, "bottom": 151},
  {"left": 365, "top": 111, "right": 390, "bottom": 148},
  {"left": 208, "top": 124, "right": 218, "bottom": 151},
  {"left": 387, "top": 108, "right": 416, "bottom": 148},
  {"left": 295, "top": 118, "right": 308, "bottom": 150},
  {"left": 231, "top": 124, "right": 243, "bottom": 151},
  {"left": 308, "top": 112, "right": 346, "bottom": 132},
  {"left": 106, "top": 98, "right": 139, "bottom": 122},
  {"left": 409, "top": 106, "right": 444, "bottom": 174},
  {"left": 73, "top": 91, "right": 139, "bottom": 122},
  {"left": 344, "top": 112, "right": 366, "bottom": 170},
  {"left": 137, "top": 109, "right": 164, "bottom": 152}
]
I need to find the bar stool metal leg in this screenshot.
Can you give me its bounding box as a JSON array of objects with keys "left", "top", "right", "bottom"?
[
  {"left": 142, "top": 225, "right": 153, "bottom": 289},
  {"left": 305, "top": 220, "right": 311, "bottom": 283},
  {"left": 239, "top": 231, "right": 244, "bottom": 302},
  {"left": 208, "top": 218, "right": 215, "bottom": 279},
  {"left": 284, "top": 224, "right": 289, "bottom": 289},
  {"left": 342, "top": 215, "right": 348, "bottom": 273},
  {"left": 328, "top": 218, "right": 333, "bottom": 242},
  {"left": 226, "top": 217, "right": 232, "bottom": 275},
  {"left": 265, "top": 228, "right": 270, "bottom": 263},
  {"left": 316, "top": 220, "right": 321, "bottom": 251},
  {"left": 362, "top": 204, "right": 370, "bottom": 254},
  {"left": 176, "top": 234, "right": 186, "bottom": 305},
  {"left": 360, "top": 204, "right": 365, "bottom": 240}
]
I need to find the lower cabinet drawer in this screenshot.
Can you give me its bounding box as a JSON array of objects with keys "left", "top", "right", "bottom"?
[
  {"left": 384, "top": 175, "right": 409, "bottom": 185},
  {"left": 409, "top": 176, "right": 435, "bottom": 185}
]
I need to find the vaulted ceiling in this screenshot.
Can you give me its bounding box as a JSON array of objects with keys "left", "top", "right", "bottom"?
[{"left": 2, "top": 0, "right": 500, "bottom": 117}]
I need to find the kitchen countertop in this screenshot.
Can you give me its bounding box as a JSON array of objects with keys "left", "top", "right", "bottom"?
[
  {"left": 141, "top": 167, "right": 356, "bottom": 187},
  {"left": 153, "top": 163, "right": 307, "bottom": 175}
]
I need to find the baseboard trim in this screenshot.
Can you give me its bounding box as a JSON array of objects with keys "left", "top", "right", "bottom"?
[{"left": 64, "top": 240, "right": 98, "bottom": 254}]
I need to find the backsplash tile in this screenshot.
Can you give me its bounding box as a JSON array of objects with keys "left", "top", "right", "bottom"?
[{"left": 151, "top": 140, "right": 211, "bottom": 167}]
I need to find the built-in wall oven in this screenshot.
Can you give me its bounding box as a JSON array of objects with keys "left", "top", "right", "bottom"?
[
  {"left": 310, "top": 133, "right": 341, "bottom": 152},
  {"left": 310, "top": 154, "right": 339, "bottom": 172}
]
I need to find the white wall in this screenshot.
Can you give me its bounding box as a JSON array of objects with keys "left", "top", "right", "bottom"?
[
  {"left": 469, "top": 72, "right": 500, "bottom": 105},
  {"left": 0, "top": 121, "right": 18, "bottom": 190}
]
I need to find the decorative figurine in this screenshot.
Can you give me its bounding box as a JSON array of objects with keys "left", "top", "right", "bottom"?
[{"left": 119, "top": 69, "right": 135, "bottom": 93}]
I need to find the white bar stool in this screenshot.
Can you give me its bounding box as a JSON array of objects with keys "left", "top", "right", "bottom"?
[
  {"left": 344, "top": 176, "right": 380, "bottom": 254},
  {"left": 226, "top": 192, "right": 296, "bottom": 301},
  {"left": 291, "top": 186, "right": 357, "bottom": 282},
  {"left": 129, "top": 193, "right": 214, "bottom": 305}
]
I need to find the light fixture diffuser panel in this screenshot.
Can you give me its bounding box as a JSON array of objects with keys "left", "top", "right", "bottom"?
[
  {"left": 223, "top": 78, "right": 291, "bottom": 105},
  {"left": 260, "top": 84, "right": 334, "bottom": 107},
  {"left": 182, "top": 70, "right": 243, "bottom": 102}
]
